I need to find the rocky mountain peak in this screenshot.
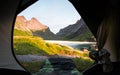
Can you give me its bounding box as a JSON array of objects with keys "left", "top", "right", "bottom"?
[
  {"left": 15, "top": 16, "right": 48, "bottom": 31},
  {"left": 31, "top": 17, "right": 37, "bottom": 20},
  {"left": 16, "top": 16, "right": 27, "bottom": 22},
  {"left": 26, "top": 17, "right": 48, "bottom": 31},
  {"left": 75, "top": 20, "right": 80, "bottom": 24}
]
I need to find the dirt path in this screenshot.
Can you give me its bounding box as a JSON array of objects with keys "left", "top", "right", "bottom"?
[{"left": 16, "top": 55, "right": 48, "bottom": 62}]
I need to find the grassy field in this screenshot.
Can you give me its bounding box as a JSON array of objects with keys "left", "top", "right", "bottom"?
[
  {"left": 13, "top": 36, "right": 94, "bottom": 73},
  {"left": 14, "top": 29, "right": 32, "bottom": 36},
  {"left": 13, "top": 36, "right": 90, "bottom": 57}
]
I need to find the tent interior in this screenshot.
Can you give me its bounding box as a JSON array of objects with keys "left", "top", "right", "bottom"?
[
  {"left": 0, "top": 0, "right": 37, "bottom": 74},
  {"left": 0, "top": 0, "right": 120, "bottom": 75}
]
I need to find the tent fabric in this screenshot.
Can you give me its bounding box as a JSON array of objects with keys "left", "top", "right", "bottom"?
[
  {"left": 0, "top": 0, "right": 24, "bottom": 70},
  {"left": 17, "top": 0, "right": 38, "bottom": 14},
  {"left": 0, "top": 0, "right": 119, "bottom": 74},
  {"left": 0, "top": 0, "right": 37, "bottom": 72}
]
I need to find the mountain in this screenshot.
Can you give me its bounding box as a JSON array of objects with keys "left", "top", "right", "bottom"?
[
  {"left": 26, "top": 17, "right": 48, "bottom": 31},
  {"left": 57, "top": 19, "right": 94, "bottom": 41},
  {"left": 15, "top": 16, "right": 95, "bottom": 41},
  {"left": 15, "top": 16, "right": 48, "bottom": 31},
  {"left": 15, "top": 16, "right": 58, "bottom": 40}
]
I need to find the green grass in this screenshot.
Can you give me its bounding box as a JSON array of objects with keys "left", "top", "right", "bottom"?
[
  {"left": 13, "top": 36, "right": 89, "bottom": 57},
  {"left": 14, "top": 29, "right": 32, "bottom": 36},
  {"left": 14, "top": 36, "right": 47, "bottom": 55}
]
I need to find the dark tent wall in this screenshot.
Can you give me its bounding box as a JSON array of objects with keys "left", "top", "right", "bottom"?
[
  {"left": 0, "top": 0, "right": 37, "bottom": 71},
  {"left": 0, "top": 0, "right": 24, "bottom": 70},
  {"left": 17, "top": 0, "right": 38, "bottom": 14}
]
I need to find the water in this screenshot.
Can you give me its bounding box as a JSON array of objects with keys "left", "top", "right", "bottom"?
[{"left": 45, "top": 40, "right": 96, "bottom": 50}]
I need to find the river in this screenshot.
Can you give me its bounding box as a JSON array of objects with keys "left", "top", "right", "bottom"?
[{"left": 45, "top": 40, "right": 96, "bottom": 50}]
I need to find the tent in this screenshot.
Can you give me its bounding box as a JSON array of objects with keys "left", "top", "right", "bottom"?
[
  {"left": 0, "top": 0, "right": 120, "bottom": 75},
  {"left": 0, "top": 0, "right": 37, "bottom": 74}
]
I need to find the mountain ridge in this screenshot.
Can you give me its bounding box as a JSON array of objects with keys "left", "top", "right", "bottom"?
[
  {"left": 57, "top": 19, "right": 94, "bottom": 41},
  {"left": 15, "top": 16, "right": 57, "bottom": 40},
  {"left": 15, "top": 16, "right": 94, "bottom": 41},
  {"left": 15, "top": 16, "right": 48, "bottom": 31}
]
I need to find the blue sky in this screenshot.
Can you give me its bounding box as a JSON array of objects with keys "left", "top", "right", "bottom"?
[{"left": 19, "top": 0, "right": 81, "bottom": 33}]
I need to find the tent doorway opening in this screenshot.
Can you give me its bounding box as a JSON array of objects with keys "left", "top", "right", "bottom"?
[{"left": 13, "top": 0, "right": 97, "bottom": 74}]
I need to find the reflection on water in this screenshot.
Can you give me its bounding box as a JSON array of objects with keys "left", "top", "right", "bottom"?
[{"left": 45, "top": 40, "right": 96, "bottom": 50}]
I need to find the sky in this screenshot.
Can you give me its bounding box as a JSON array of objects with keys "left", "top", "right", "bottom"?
[{"left": 18, "top": 0, "right": 81, "bottom": 34}]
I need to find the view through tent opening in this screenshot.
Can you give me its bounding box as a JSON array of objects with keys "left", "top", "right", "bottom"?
[{"left": 13, "top": 0, "right": 97, "bottom": 74}]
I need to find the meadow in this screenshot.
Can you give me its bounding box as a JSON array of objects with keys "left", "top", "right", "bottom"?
[{"left": 13, "top": 29, "right": 94, "bottom": 73}]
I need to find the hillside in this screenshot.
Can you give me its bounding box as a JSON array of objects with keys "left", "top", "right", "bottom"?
[
  {"left": 15, "top": 16, "right": 58, "bottom": 39},
  {"left": 13, "top": 36, "right": 93, "bottom": 73},
  {"left": 57, "top": 19, "right": 95, "bottom": 41},
  {"left": 13, "top": 36, "right": 89, "bottom": 57}
]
